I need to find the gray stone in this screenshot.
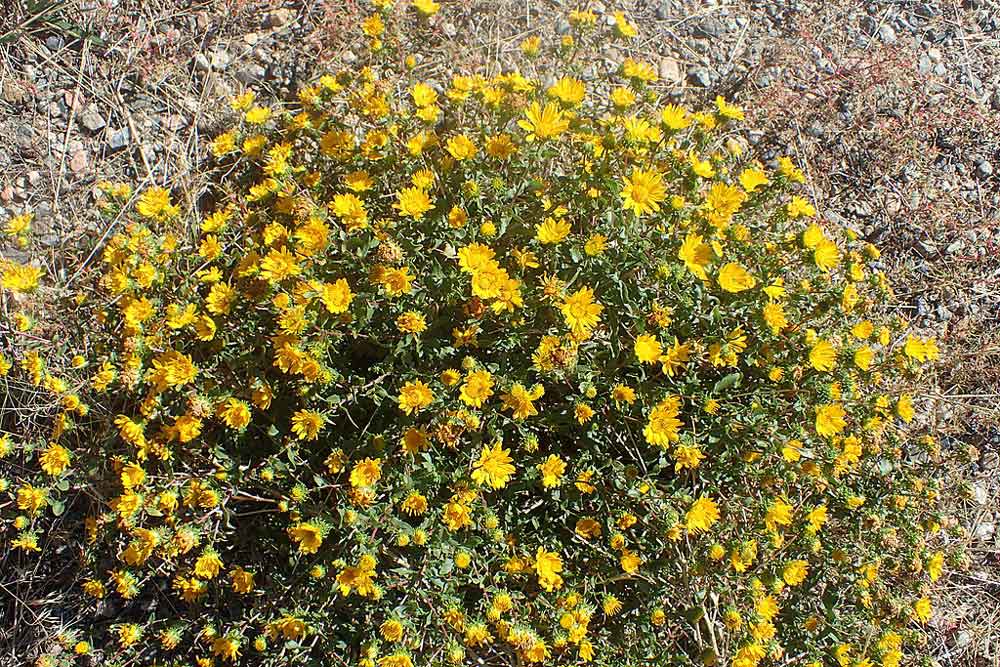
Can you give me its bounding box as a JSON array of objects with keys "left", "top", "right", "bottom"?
[
  {"left": 108, "top": 127, "right": 130, "bottom": 150},
  {"left": 976, "top": 160, "right": 993, "bottom": 177},
  {"left": 193, "top": 52, "right": 211, "bottom": 72},
  {"left": 974, "top": 521, "right": 996, "bottom": 542},
  {"left": 692, "top": 17, "right": 724, "bottom": 39},
  {"left": 658, "top": 57, "right": 683, "bottom": 84},
  {"left": 687, "top": 67, "right": 712, "bottom": 88},
  {"left": 1, "top": 81, "right": 28, "bottom": 105},
  {"left": 69, "top": 150, "right": 89, "bottom": 174},
  {"left": 78, "top": 105, "right": 106, "bottom": 132},
  {"left": 878, "top": 24, "right": 897, "bottom": 44},
  {"left": 45, "top": 35, "right": 65, "bottom": 52},
  {"left": 15, "top": 126, "right": 35, "bottom": 152},
  {"left": 263, "top": 8, "right": 293, "bottom": 29},
  {"left": 235, "top": 65, "right": 266, "bottom": 84}
]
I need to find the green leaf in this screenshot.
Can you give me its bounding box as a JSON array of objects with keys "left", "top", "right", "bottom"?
[{"left": 713, "top": 372, "right": 742, "bottom": 395}]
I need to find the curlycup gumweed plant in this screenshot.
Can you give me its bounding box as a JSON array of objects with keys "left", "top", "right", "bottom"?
[{"left": 0, "top": 4, "right": 953, "bottom": 667}]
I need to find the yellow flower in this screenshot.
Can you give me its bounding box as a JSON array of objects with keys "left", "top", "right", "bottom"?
[
  {"left": 244, "top": 106, "right": 272, "bottom": 124},
  {"left": 350, "top": 458, "right": 383, "bottom": 487},
  {"left": 762, "top": 302, "right": 788, "bottom": 334},
  {"left": 411, "top": 0, "right": 439, "bottom": 16},
  {"left": 471, "top": 442, "right": 515, "bottom": 489},
  {"left": 288, "top": 522, "right": 323, "bottom": 554},
  {"left": 739, "top": 167, "right": 770, "bottom": 193},
  {"left": 896, "top": 394, "right": 915, "bottom": 423},
  {"left": 717, "top": 262, "right": 756, "bottom": 293},
  {"left": 547, "top": 77, "right": 586, "bottom": 106},
  {"left": 677, "top": 232, "right": 711, "bottom": 281},
  {"left": 787, "top": 196, "right": 816, "bottom": 218},
  {"left": 398, "top": 380, "right": 434, "bottom": 414},
  {"left": 620, "top": 168, "right": 666, "bottom": 217},
  {"left": 854, "top": 346, "right": 875, "bottom": 371},
  {"left": 612, "top": 11, "right": 637, "bottom": 38},
  {"left": 39, "top": 443, "right": 71, "bottom": 475},
  {"left": 460, "top": 370, "right": 495, "bottom": 408},
  {"left": 518, "top": 102, "right": 569, "bottom": 142},
  {"left": 230, "top": 566, "right": 255, "bottom": 593},
  {"left": 643, "top": 395, "right": 682, "bottom": 447},
  {"left": 501, "top": 383, "right": 545, "bottom": 420},
  {"left": 715, "top": 96, "right": 744, "bottom": 120},
  {"left": 536, "top": 218, "right": 571, "bottom": 244},
  {"left": 319, "top": 279, "right": 354, "bottom": 314},
  {"left": 136, "top": 186, "right": 180, "bottom": 220},
  {"left": 912, "top": 597, "right": 932, "bottom": 623},
  {"left": 634, "top": 334, "right": 662, "bottom": 364},
  {"left": 535, "top": 548, "right": 564, "bottom": 591},
  {"left": 446, "top": 134, "right": 477, "bottom": 160},
  {"left": 560, "top": 287, "right": 603, "bottom": 336},
  {"left": 661, "top": 104, "right": 690, "bottom": 130},
  {"left": 685, "top": 496, "right": 720, "bottom": 533},
  {"left": 809, "top": 340, "right": 837, "bottom": 372},
  {"left": 584, "top": 234, "right": 606, "bottom": 256},
  {"left": 260, "top": 247, "right": 301, "bottom": 283},
  {"left": 782, "top": 560, "right": 809, "bottom": 586},
  {"left": 814, "top": 239, "right": 841, "bottom": 271},
  {"left": 291, "top": 410, "right": 325, "bottom": 441},
  {"left": 0, "top": 262, "right": 43, "bottom": 292},
  {"left": 395, "top": 187, "right": 434, "bottom": 220},
  {"left": 815, "top": 403, "right": 847, "bottom": 437},
  {"left": 538, "top": 455, "right": 566, "bottom": 488}
]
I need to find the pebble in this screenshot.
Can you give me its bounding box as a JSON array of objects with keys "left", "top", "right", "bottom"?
[
  {"left": 1, "top": 81, "right": 28, "bottom": 105},
  {"left": 687, "top": 67, "right": 712, "bottom": 88},
  {"left": 78, "top": 104, "right": 107, "bottom": 132},
  {"left": 108, "top": 127, "right": 131, "bottom": 150},
  {"left": 194, "top": 52, "right": 212, "bottom": 72},
  {"left": 974, "top": 521, "right": 996, "bottom": 542},
  {"left": 878, "top": 24, "right": 897, "bottom": 44},
  {"left": 69, "top": 150, "right": 89, "bottom": 175},
  {"left": 658, "top": 57, "right": 683, "bottom": 84},
  {"left": 976, "top": 160, "right": 993, "bottom": 178},
  {"left": 263, "top": 8, "right": 293, "bottom": 29},
  {"left": 235, "top": 64, "right": 266, "bottom": 84}
]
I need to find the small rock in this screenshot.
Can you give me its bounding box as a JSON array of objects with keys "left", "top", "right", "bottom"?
[
  {"left": 108, "top": 127, "right": 130, "bottom": 150},
  {"left": 26, "top": 171, "right": 41, "bottom": 186},
  {"left": 263, "top": 7, "right": 293, "bottom": 29},
  {"left": 878, "top": 24, "right": 897, "bottom": 44},
  {"left": 235, "top": 64, "right": 266, "bottom": 84},
  {"left": 972, "top": 483, "right": 989, "bottom": 505},
  {"left": 555, "top": 19, "right": 571, "bottom": 35},
  {"left": 946, "top": 239, "right": 965, "bottom": 254},
  {"left": 442, "top": 21, "right": 457, "bottom": 38},
  {"left": 193, "top": 52, "right": 211, "bottom": 72},
  {"left": 210, "top": 50, "right": 231, "bottom": 70},
  {"left": 976, "top": 160, "right": 993, "bottom": 177},
  {"left": 1, "top": 81, "right": 28, "bottom": 105},
  {"left": 16, "top": 126, "right": 36, "bottom": 152},
  {"left": 974, "top": 521, "right": 996, "bottom": 542},
  {"left": 692, "top": 17, "right": 724, "bottom": 39},
  {"left": 78, "top": 104, "right": 106, "bottom": 132},
  {"left": 687, "top": 67, "right": 712, "bottom": 88},
  {"left": 69, "top": 150, "right": 89, "bottom": 174},
  {"left": 658, "top": 57, "right": 683, "bottom": 84},
  {"left": 45, "top": 35, "right": 65, "bottom": 51}
]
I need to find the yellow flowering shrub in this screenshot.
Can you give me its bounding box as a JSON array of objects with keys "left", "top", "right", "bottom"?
[{"left": 0, "top": 5, "right": 953, "bottom": 667}]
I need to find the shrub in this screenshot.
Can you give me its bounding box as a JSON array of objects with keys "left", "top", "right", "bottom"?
[{"left": 0, "top": 5, "right": 950, "bottom": 667}]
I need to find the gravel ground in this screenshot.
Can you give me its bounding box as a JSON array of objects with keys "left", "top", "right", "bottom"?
[{"left": 2, "top": 0, "right": 999, "bottom": 664}]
